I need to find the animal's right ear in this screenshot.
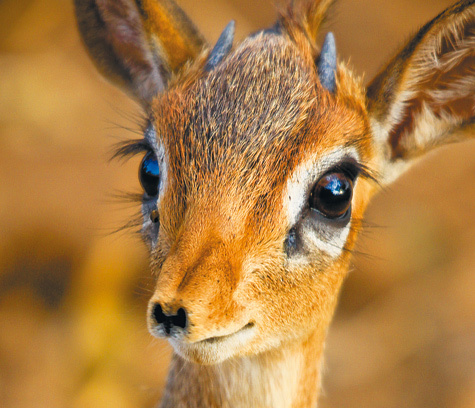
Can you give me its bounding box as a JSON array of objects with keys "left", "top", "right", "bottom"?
[
  {"left": 74, "top": 0, "right": 206, "bottom": 104},
  {"left": 367, "top": 0, "right": 475, "bottom": 185}
]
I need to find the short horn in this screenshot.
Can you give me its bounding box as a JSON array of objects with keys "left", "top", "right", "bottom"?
[
  {"left": 205, "top": 20, "right": 235, "bottom": 71},
  {"left": 317, "top": 32, "right": 337, "bottom": 93}
]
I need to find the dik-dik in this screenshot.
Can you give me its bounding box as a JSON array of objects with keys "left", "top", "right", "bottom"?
[{"left": 74, "top": 0, "right": 474, "bottom": 406}]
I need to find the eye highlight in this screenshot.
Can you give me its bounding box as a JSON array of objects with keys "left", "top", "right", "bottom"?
[
  {"left": 309, "top": 172, "right": 353, "bottom": 219},
  {"left": 139, "top": 151, "right": 160, "bottom": 197}
]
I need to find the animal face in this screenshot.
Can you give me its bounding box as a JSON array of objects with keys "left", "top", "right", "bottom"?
[{"left": 136, "top": 31, "right": 376, "bottom": 364}]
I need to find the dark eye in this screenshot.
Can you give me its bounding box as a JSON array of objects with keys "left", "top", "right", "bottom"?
[
  {"left": 139, "top": 151, "right": 160, "bottom": 197},
  {"left": 309, "top": 172, "right": 353, "bottom": 219}
]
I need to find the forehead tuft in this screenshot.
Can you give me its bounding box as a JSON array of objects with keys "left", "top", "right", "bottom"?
[{"left": 203, "top": 33, "right": 316, "bottom": 136}]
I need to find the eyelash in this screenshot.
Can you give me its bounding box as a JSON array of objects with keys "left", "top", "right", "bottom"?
[
  {"left": 112, "top": 139, "right": 153, "bottom": 161},
  {"left": 326, "top": 160, "right": 376, "bottom": 183}
]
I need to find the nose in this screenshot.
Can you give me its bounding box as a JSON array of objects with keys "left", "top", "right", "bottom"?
[{"left": 151, "top": 303, "right": 188, "bottom": 335}]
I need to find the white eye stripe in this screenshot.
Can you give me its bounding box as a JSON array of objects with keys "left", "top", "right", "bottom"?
[
  {"left": 144, "top": 122, "right": 160, "bottom": 151},
  {"left": 157, "top": 144, "right": 168, "bottom": 198},
  {"left": 301, "top": 217, "right": 352, "bottom": 259}
]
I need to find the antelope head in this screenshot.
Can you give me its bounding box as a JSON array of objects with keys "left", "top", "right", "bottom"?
[{"left": 74, "top": 0, "right": 474, "bottom": 405}]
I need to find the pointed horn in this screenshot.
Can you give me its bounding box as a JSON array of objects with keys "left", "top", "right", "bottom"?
[
  {"left": 317, "top": 32, "right": 337, "bottom": 93},
  {"left": 205, "top": 20, "right": 235, "bottom": 71}
]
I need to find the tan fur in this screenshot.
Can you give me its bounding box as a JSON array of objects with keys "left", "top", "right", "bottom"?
[
  {"left": 74, "top": 0, "right": 475, "bottom": 407},
  {"left": 141, "top": 0, "right": 206, "bottom": 71}
]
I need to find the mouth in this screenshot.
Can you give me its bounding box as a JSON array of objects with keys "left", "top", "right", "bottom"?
[
  {"left": 169, "top": 321, "right": 257, "bottom": 364},
  {"left": 199, "top": 322, "right": 255, "bottom": 344}
]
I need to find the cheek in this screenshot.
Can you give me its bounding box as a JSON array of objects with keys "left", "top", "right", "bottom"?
[{"left": 248, "top": 261, "right": 348, "bottom": 342}]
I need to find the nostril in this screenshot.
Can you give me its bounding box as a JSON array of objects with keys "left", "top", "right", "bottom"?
[
  {"left": 172, "top": 307, "right": 187, "bottom": 329},
  {"left": 152, "top": 303, "right": 166, "bottom": 325},
  {"left": 151, "top": 303, "right": 188, "bottom": 334}
]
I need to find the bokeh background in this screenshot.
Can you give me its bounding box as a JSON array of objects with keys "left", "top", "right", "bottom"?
[{"left": 1, "top": 0, "right": 474, "bottom": 407}]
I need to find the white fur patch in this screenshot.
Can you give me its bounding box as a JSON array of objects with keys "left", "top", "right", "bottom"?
[{"left": 303, "top": 218, "right": 352, "bottom": 259}]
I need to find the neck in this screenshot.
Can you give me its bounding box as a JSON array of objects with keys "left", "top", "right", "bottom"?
[{"left": 159, "top": 330, "right": 325, "bottom": 408}]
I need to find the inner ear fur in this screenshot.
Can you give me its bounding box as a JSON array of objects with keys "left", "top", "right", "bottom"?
[
  {"left": 74, "top": 0, "right": 206, "bottom": 104},
  {"left": 367, "top": 0, "right": 475, "bottom": 181}
]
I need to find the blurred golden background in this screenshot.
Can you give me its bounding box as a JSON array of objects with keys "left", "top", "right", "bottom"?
[{"left": 0, "top": 0, "right": 474, "bottom": 407}]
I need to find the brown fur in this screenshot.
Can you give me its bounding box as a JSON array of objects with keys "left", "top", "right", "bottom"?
[{"left": 74, "top": 0, "right": 475, "bottom": 407}]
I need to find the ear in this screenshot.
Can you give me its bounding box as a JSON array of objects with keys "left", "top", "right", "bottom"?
[
  {"left": 285, "top": 0, "right": 335, "bottom": 44},
  {"left": 367, "top": 0, "right": 475, "bottom": 185},
  {"left": 74, "top": 0, "right": 206, "bottom": 104}
]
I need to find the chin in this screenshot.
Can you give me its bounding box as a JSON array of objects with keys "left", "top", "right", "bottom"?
[{"left": 169, "top": 323, "right": 258, "bottom": 365}]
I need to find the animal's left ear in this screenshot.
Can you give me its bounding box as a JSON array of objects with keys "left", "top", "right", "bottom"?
[
  {"left": 367, "top": 0, "right": 475, "bottom": 185},
  {"left": 74, "top": 0, "right": 206, "bottom": 104}
]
